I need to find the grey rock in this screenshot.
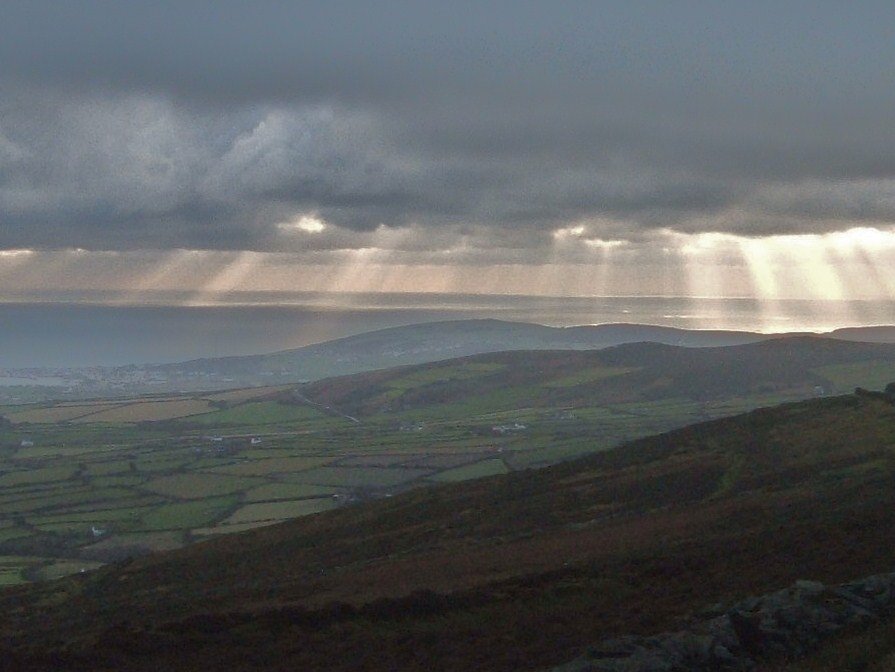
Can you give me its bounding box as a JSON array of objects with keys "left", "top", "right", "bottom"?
[
  {"left": 828, "top": 585, "right": 881, "bottom": 613},
  {"left": 587, "top": 636, "right": 644, "bottom": 659},
  {"left": 793, "top": 579, "right": 825, "bottom": 595},
  {"left": 545, "top": 569, "right": 895, "bottom": 672}
]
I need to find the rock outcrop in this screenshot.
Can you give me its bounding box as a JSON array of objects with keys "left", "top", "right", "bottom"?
[{"left": 550, "top": 572, "right": 895, "bottom": 671}]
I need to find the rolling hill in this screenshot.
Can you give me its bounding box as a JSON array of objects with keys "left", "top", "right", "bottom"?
[
  {"left": 300, "top": 336, "right": 895, "bottom": 417},
  {"left": 142, "top": 320, "right": 895, "bottom": 391},
  {"left": 9, "top": 320, "right": 895, "bottom": 402},
  {"left": 145, "top": 319, "right": 779, "bottom": 383},
  {"left": 4, "top": 336, "right": 895, "bottom": 587},
  {"left": 3, "top": 388, "right": 895, "bottom": 671}
]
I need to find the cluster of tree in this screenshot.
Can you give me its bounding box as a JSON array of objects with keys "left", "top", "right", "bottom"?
[{"left": 854, "top": 382, "right": 895, "bottom": 403}]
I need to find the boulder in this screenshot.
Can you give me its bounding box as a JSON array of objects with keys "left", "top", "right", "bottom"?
[{"left": 546, "top": 569, "right": 895, "bottom": 672}]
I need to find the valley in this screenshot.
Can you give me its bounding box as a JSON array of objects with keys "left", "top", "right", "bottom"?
[
  {"left": 2, "top": 334, "right": 895, "bottom": 670},
  {"left": 5, "top": 319, "right": 895, "bottom": 404},
  {"left": 0, "top": 337, "right": 893, "bottom": 585},
  {"left": 2, "top": 383, "right": 895, "bottom": 670}
]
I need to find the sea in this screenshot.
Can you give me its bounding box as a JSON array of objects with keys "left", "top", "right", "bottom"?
[{"left": 1, "top": 291, "right": 894, "bottom": 369}]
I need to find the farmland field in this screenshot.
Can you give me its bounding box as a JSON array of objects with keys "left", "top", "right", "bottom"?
[
  {"left": 813, "top": 360, "right": 895, "bottom": 392},
  {"left": 0, "top": 465, "right": 78, "bottom": 487},
  {"left": 244, "top": 482, "right": 340, "bottom": 501},
  {"left": 73, "top": 399, "right": 214, "bottom": 423},
  {"left": 429, "top": 458, "right": 509, "bottom": 482},
  {"left": 187, "top": 401, "right": 327, "bottom": 426},
  {"left": 209, "top": 456, "right": 334, "bottom": 476},
  {"left": 202, "top": 386, "right": 293, "bottom": 403},
  {"left": 287, "top": 466, "right": 434, "bottom": 488},
  {"left": 222, "top": 498, "right": 337, "bottom": 525},
  {"left": 4, "top": 403, "right": 125, "bottom": 424},
  {"left": 143, "top": 473, "right": 264, "bottom": 499},
  {"left": 1, "top": 343, "right": 882, "bottom": 586},
  {"left": 140, "top": 497, "right": 239, "bottom": 531}
]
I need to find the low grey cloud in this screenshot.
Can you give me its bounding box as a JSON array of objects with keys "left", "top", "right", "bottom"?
[{"left": 3, "top": 2, "right": 895, "bottom": 253}]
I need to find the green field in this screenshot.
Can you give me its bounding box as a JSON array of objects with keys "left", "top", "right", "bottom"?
[
  {"left": 210, "top": 455, "right": 334, "bottom": 476},
  {"left": 429, "top": 458, "right": 509, "bottom": 482},
  {"left": 285, "top": 465, "right": 433, "bottom": 488},
  {"left": 0, "top": 344, "right": 889, "bottom": 586},
  {"left": 72, "top": 399, "right": 215, "bottom": 423},
  {"left": 545, "top": 366, "right": 637, "bottom": 388},
  {"left": 381, "top": 362, "right": 506, "bottom": 393},
  {"left": 140, "top": 497, "right": 239, "bottom": 531},
  {"left": 814, "top": 360, "right": 895, "bottom": 392},
  {"left": 84, "top": 531, "right": 186, "bottom": 554},
  {"left": 244, "top": 482, "right": 340, "bottom": 501},
  {"left": 187, "top": 401, "right": 328, "bottom": 426},
  {"left": 0, "top": 465, "right": 78, "bottom": 487},
  {"left": 223, "top": 498, "right": 337, "bottom": 525},
  {"left": 0, "top": 556, "right": 38, "bottom": 585},
  {"left": 143, "top": 473, "right": 263, "bottom": 499}
]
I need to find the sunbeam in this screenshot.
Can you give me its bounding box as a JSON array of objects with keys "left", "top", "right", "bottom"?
[
  {"left": 0, "top": 249, "right": 35, "bottom": 278},
  {"left": 1, "top": 227, "right": 894, "bottom": 331},
  {"left": 120, "top": 249, "right": 205, "bottom": 303},
  {"left": 187, "top": 251, "right": 264, "bottom": 306}
]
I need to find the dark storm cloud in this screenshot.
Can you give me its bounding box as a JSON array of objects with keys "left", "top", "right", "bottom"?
[{"left": 3, "top": 1, "right": 895, "bottom": 251}]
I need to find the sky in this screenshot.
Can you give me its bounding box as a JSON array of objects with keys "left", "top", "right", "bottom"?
[{"left": 3, "top": 1, "right": 895, "bottom": 305}]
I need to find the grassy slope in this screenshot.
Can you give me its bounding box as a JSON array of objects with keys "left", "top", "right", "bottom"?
[
  {"left": 4, "top": 337, "right": 895, "bottom": 588},
  {"left": 301, "top": 337, "right": 895, "bottom": 417},
  {"left": 2, "top": 392, "right": 895, "bottom": 671},
  {"left": 7, "top": 337, "right": 895, "bottom": 430},
  {"left": 152, "top": 319, "right": 775, "bottom": 380}
]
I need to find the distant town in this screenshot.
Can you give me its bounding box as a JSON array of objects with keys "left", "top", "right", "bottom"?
[{"left": 0, "top": 365, "right": 304, "bottom": 405}]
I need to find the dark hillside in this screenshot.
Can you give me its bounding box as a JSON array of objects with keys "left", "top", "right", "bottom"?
[
  {"left": 301, "top": 337, "right": 895, "bottom": 415},
  {"left": 3, "top": 391, "right": 895, "bottom": 670}
]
